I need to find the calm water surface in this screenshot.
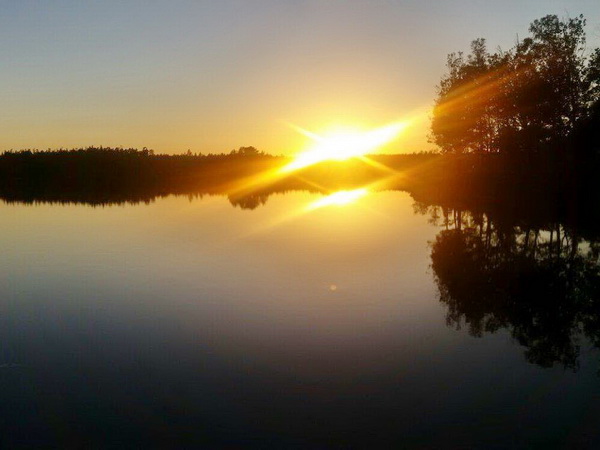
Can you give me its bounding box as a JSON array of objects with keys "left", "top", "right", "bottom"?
[{"left": 2, "top": 191, "right": 600, "bottom": 447}]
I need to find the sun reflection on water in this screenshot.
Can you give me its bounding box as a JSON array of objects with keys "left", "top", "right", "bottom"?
[{"left": 306, "top": 188, "right": 369, "bottom": 210}]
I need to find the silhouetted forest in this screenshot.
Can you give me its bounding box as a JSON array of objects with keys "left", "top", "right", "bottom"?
[
  {"left": 0, "top": 143, "right": 598, "bottom": 211},
  {"left": 0, "top": 146, "right": 283, "bottom": 206},
  {"left": 0, "top": 147, "right": 442, "bottom": 207}
]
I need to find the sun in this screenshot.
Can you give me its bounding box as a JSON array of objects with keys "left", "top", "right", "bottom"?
[{"left": 280, "top": 121, "right": 408, "bottom": 173}]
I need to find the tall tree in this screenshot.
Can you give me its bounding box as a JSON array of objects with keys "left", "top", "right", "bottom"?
[{"left": 431, "top": 15, "right": 600, "bottom": 155}]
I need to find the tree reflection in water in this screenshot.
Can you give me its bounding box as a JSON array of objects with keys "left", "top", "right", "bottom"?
[{"left": 420, "top": 203, "right": 600, "bottom": 371}]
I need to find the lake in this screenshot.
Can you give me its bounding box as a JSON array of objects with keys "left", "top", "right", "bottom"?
[{"left": 2, "top": 190, "right": 600, "bottom": 448}]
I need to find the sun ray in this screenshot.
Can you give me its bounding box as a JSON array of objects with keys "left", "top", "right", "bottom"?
[
  {"left": 356, "top": 155, "right": 400, "bottom": 175},
  {"left": 282, "top": 121, "right": 323, "bottom": 141}
]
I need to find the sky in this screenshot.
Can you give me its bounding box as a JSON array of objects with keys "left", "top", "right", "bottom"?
[{"left": 1, "top": 0, "right": 600, "bottom": 155}]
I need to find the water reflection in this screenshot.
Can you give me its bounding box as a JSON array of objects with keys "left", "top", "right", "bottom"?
[
  {"left": 228, "top": 191, "right": 271, "bottom": 210},
  {"left": 5, "top": 177, "right": 600, "bottom": 373},
  {"left": 3, "top": 189, "right": 600, "bottom": 446},
  {"left": 417, "top": 203, "right": 600, "bottom": 370},
  {"left": 306, "top": 188, "right": 369, "bottom": 210}
]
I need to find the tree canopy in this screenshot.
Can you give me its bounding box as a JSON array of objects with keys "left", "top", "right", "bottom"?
[{"left": 431, "top": 14, "right": 600, "bottom": 154}]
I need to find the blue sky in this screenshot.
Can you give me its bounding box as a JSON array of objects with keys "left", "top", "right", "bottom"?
[{"left": 1, "top": 0, "right": 599, "bottom": 154}]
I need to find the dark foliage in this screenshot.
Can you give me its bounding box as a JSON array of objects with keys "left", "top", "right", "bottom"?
[{"left": 432, "top": 14, "right": 600, "bottom": 155}]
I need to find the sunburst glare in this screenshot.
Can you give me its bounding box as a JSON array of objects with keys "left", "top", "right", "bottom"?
[{"left": 281, "top": 122, "right": 408, "bottom": 173}]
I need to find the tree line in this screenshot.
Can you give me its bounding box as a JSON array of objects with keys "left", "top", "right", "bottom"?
[
  {"left": 431, "top": 14, "right": 600, "bottom": 155},
  {"left": 0, "top": 147, "right": 439, "bottom": 207}
]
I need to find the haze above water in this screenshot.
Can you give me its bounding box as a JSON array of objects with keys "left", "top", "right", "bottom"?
[{"left": 2, "top": 192, "right": 600, "bottom": 447}]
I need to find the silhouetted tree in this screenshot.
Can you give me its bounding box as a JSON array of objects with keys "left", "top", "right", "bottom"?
[{"left": 432, "top": 14, "right": 600, "bottom": 155}]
